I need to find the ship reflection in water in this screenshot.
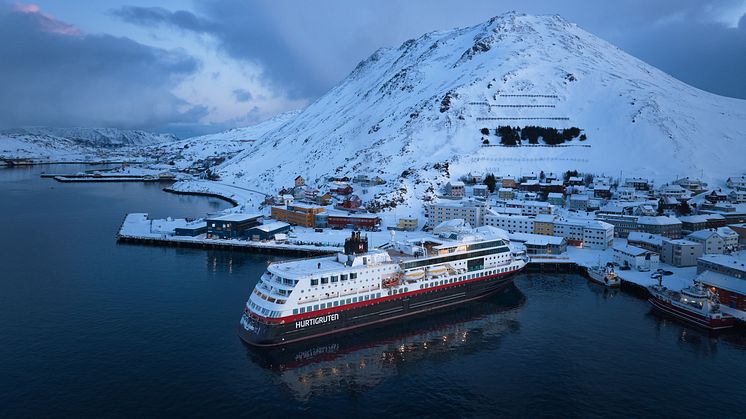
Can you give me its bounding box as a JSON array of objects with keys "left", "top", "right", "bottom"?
[{"left": 244, "top": 282, "right": 526, "bottom": 400}]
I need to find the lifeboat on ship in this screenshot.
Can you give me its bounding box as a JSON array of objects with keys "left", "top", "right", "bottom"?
[
  {"left": 427, "top": 264, "right": 448, "bottom": 278},
  {"left": 402, "top": 269, "right": 425, "bottom": 282}
]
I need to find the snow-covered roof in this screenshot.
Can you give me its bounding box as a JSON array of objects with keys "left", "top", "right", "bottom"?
[
  {"left": 613, "top": 243, "right": 651, "bottom": 256},
  {"left": 627, "top": 232, "right": 664, "bottom": 247},
  {"left": 508, "top": 232, "right": 565, "bottom": 246},
  {"left": 687, "top": 229, "right": 719, "bottom": 240},
  {"left": 637, "top": 216, "right": 681, "bottom": 226},
  {"left": 664, "top": 239, "right": 700, "bottom": 246},
  {"left": 679, "top": 214, "right": 720, "bottom": 223},
  {"left": 448, "top": 181, "right": 465, "bottom": 187},
  {"left": 534, "top": 214, "right": 557, "bottom": 223},
  {"left": 698, "top": 254, "right": 746, "bottom": 274},
  {"left": 207, "top": 213, "right": 262, "bottom": 222},
  {"left": 250, "top": 221, "right": 290, "bottom": 232},
  {"left": 697, "top": 270, "right": 746, "bottom": 295},
  {"left": 547, "top": 192, "right": 563, "bottom": 198}
]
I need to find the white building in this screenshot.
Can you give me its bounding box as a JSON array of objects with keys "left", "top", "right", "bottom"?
[
  {"left": 615, "top": 187, "right": 636, "bottom": 201},
  {"left": 658, "top": 184, "right": 688, "bottom": 200},
  {"left": 495, "top": 199, "right": 554, "bottom": 216},
  {"left": 444, "top": 181, "right": 465, "bottom": 198},
  {"left": 553, "top": 218, "right": 614, "bottom": 249},
  {"left": 729, "top": 190, "right": 746, "bottom": 204},
  {"left": 569, "top": 194, "right": 590, "bottom": 211},
  {"left": 613, "top": 244, "right": 660, "bottom": 271},
  {"left": 624, "top": 177, "right": 652, "bottom": 191},
  {"left": 426, "top": 199, "right": 489, "bottom": 228},
  {"left": 726, "top": 176, "right": 746, "bottom": 191},
  {"left": 687, "top": 229, "right": 727, "bottom": 254},
  {"left": 483, "top": 212, "right": 535, "bottom": 234}
]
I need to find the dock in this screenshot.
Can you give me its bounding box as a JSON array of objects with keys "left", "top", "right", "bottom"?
[
  {"left": 41, "top": 173, "right": 177, "bottom": 183},
  {"left": 116, "top": 213, "right": 340, "bottom": 257}
]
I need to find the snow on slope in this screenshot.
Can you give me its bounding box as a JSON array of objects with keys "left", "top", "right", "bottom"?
[
  {"left": 0, "top": 127, "right": 177, "bottom": 160},
  {"left": 142, "top": 110, "right": 299, "bottom": 170},
  {"left": 218, "top": 12, "right": 746, "bottom": 211}
]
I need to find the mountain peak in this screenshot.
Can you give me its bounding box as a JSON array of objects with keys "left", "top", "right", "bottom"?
[{"left": 218, "top": 13, "right": 746, "bottom": 211}]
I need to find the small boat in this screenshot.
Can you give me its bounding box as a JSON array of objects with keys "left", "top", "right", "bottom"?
[
  {"left": 427, "top": 264, "right": 448, "bottom": 277},
  {"left": 587, "top": 262, "right": 620, "bottom": 287},
  {"left": 402, "top": 268, "right": 425, "bottom": 281},
  {"left": 647, "top": 279, "right": 734, "bottom": 330}
]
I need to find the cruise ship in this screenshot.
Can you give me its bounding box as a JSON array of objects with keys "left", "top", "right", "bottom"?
[{"left": 239, "top": 227, "right": 528, "bottom": 346}]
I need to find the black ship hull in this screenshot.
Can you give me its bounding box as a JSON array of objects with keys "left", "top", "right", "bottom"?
[{"left": 238, "top": 269, "right": 520, "bottom": 347}]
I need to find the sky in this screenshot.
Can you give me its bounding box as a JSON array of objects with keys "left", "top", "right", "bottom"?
[{"left": 1, "top": 0, "right": 745, "bottom": 138}]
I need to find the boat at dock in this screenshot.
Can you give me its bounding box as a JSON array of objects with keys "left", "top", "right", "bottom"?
[
  {"left": 587, "top": 262, "right": 620, "bottom": 287},
  {"left": 647, "top": 279, "right": 734, "bottom": 330},
  {"left": 239, "top": 228, "right": 528, "bottom": 346}
]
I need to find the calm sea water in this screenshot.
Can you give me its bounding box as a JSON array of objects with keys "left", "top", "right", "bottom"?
[{"left": 1, "top": 165, "right": 746, "bottom": 418}]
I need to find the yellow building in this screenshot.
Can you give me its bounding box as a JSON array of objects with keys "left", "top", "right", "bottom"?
[
  {"left": 533, "top": 215, "right": 556, "bottom": 236},
  {"left": 397, "top": 217, "right": 419, "bottom": 231},
  {"left": 271, "top": 203, "right": 325, "bottom": 228}
]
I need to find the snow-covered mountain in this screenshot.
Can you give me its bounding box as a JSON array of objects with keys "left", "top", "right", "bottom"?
[
  {"left": 141, "top": 110, "right": 299, "bottom": 170},
  {"left": 218, "top": 12, "right": 746, "bottom": 209},
  {"left": 0, "top": 127, "right": 177, "bottom": 160}
]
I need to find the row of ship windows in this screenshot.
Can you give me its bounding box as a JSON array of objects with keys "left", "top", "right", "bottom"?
[
  {"left": 310, "top": 272, "right": 358, "bottom": 286},
  {"left": 299, "top": 283, "right": 382, "bottom": 301},
  {"left": 293, "top": 293, "right": 383, "bottom": 314},
  {"left": 253, "top": 288, "right": 287, "bottom": 305},
  {"left": 248, "top": 300, "right": 282, "bottom": 318}
]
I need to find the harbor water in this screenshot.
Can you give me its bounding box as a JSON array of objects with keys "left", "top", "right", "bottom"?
[{"left": 1, "top": 165, "right": 745, "bottom": 418}]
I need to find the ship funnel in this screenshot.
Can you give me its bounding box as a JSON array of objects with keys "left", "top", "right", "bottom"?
[{"left": 344, "top": 231, "right": 368, "bottom": 255}]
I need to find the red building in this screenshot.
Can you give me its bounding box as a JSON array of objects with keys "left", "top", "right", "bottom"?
[
  {"left": 698, "top": 270, "right": 746, "bottom": 311},
  {"left": 330, "top": 184, "right": 353, "bottom": 195},
  {"left": 336, "top": 195, "right": 362, "bottom": 210},
  {"left": 327, "top": 214, "right": 381, "bottom": 230}
]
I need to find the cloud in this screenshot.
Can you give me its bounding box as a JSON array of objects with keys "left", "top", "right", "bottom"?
[
  {"left": 113, "top": 5, "right": 215, "bottom": 33},
  {"left": 0, "top": 2, "right": 205, "bottom": 130},
  {"left": 232, "top": 88, "right": 253, "bottom": 102},
  {"left": 113, "top": 1, "right": 335, "bottom": 99},
  {"left": 618, "top": 11, "right": 746, "bottom": 99}
]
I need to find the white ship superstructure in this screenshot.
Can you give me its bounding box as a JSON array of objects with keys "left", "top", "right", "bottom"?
[{"left": 240, "top": 228, "right": 527, "bottom": 346}]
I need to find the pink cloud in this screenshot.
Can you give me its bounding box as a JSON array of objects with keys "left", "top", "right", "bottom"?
[{"left": 14, "top": 2, "right": 82, "bottom": 36}]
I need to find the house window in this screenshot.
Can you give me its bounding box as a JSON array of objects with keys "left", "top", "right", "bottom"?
[
  {"left": 350, "top": 273, "right": 357, "bottom": 279},
  {"left": 321, "top": 277, "right": 329, "bottom": 284},
  {"left": 311, "top": 278, "right": 319, "bottom": 286}
]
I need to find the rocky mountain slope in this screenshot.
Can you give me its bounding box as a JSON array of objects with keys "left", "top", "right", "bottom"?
[
  {"left": 0, "top": 127, "right": 177, "bottom": 160},
  {"left": 217, "top": 12, "right": 746, "bottom": 210}
]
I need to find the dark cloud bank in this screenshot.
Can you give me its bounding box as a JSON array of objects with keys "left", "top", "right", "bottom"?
[{"left": 0, "top": 1, "right": 205, "bottom": 130}]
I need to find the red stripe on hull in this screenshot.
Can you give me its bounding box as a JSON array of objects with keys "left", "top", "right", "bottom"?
[
  {"left": 241, "top": 279, "right": 513, "bottom": 347},
  {"left": 246, "top": 266, "right": 523, "bottom": 325},
  {"left": 648, "top": 297, "right": 734, "bottom": 330}
]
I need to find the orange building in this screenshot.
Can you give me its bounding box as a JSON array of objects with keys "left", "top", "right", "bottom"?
[{"left": 271, "top": 203, "right": 325, "bottom": 227}]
